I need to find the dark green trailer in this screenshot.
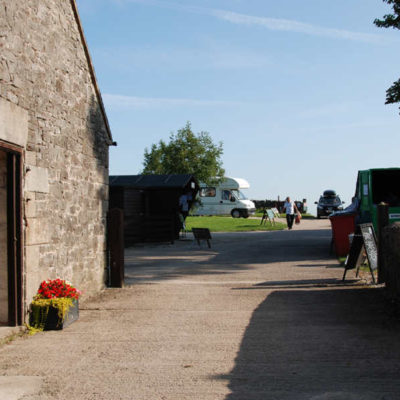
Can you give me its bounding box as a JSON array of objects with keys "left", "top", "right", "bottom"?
[{"left": 356, "top": 168, "right": 400, "bottom": 231}]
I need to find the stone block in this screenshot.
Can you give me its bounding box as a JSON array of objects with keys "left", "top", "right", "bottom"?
[
  {"left": 0, "top": 97, "right": 28, "bottom": 147},
  {"left": 25, "top": 245, "right": 40, "bottom": 273},
  {"left": 25, "top": 245, "right": 43, "bottom": 303},
  {"left": 24, "top": 195, "right": 36, "bottom": 218},
  {"left": 25, "top": 218, "right": 50, "bottom": 245},
  {"left": 25, "top": 150, "right": 37, "bottom": 166},
  {"left": 25, "top": 165, "right": 49, "bottom": 193}
]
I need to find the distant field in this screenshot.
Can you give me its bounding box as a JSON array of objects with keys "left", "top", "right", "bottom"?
[{"left": 185, "top": 216, "right": 286, "bottom": 232}]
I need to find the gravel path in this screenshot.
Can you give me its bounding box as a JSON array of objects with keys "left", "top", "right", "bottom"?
[{"left": 0, "top": 219, "right": 399, "bottom": 399}]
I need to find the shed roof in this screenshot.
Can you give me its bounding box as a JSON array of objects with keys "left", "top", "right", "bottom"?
[{"left": 109, "top": 174, "right": 198, "bottom": 189}]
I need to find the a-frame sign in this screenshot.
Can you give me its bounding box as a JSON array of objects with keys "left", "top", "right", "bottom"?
[{"left": 342, "top": 223, "right": 377, "bottom": 283}]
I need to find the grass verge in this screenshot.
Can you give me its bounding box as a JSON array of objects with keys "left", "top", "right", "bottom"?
[
  {"left": 185, "top": 216, "right": 286, "bottom": 232},
  {"left": 254, "top": 211, "right": 315, "bottom": 219}
]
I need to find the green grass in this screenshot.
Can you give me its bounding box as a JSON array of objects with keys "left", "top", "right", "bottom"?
[
  {"left": 339, "top": 256, "right": 372, "bottom": 272},
  {"left": 254, "top": 211, "right": 315, "bottom": 219},
  {"left": 185, "top": 216, "right": 286, "bottom": 232},
  {"left": 254, "top": 211, "right": 285, "bottom": 218},
  {"left": 338, "top": 256, "right": 372, "bottom": 273},
  {"left": 338, "top": 257, "right": 347, "bottom": 265}
]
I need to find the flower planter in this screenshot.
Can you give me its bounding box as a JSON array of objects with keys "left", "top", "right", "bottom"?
[
  {"left": 28, "top": 279, "right": 81, "bottom": 334},
  {"left": 29, "top": 298, "right": 79, "bottom": 331}
]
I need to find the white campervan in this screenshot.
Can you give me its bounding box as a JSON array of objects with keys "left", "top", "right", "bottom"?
[{"left": 193, "top": 177, "right": 256, "bottom": 218}]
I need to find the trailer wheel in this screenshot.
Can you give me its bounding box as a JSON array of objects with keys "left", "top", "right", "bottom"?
[{"left": 231, "top": 209, "right": 241, "bottom": 218}]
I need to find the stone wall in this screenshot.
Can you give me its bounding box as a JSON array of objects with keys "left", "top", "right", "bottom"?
[
  {"left": 0, "top": 0, "right": 111, "bottom": 315},
  {"left": 0, "top": 151, "right": 7, "bottom": 323}
]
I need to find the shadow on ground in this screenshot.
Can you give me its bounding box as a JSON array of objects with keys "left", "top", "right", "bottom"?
[
  {"left": 124, "top": 229, "right": 337, "bottom": 284},
  {"left": 215, "top": 286, "right": 400, "bottom": 400},
  {"left": 233, "top": 278, "right": 360, "bottom": 290}
]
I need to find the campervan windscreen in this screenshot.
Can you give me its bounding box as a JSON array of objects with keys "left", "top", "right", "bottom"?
[
  {"left": 232, "top": 189, "right": 247, "bottom": 200},
  {"left": 371, "top": 170, "right": 400, "bottom": 206}
]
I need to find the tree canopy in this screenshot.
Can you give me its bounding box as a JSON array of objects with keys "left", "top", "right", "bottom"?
[
  {"left": 142, "top": 122, "right": 225, "bottom": 184},
  {"left": 374, "top": 0, "right": 400, "bottom": 110}
]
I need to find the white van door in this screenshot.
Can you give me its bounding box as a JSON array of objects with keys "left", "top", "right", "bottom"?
[
  {"left": 220, "top": 189, "right": 236, "bottom": 215},
  {"left": 197, "top": 186, "right": 219, "bottom": 215}
]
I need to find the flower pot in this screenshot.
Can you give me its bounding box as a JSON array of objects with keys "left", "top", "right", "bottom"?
[{"left": 29, "top": 298, "right": 79, "bottom": 331}]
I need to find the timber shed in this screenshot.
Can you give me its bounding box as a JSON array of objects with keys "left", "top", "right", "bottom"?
[{"left": 109, "top": 174, "right": 199, "bottom": 246}]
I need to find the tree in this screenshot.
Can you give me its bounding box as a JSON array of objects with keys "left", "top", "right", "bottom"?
[
  {"left": 142, "top": 122, "right": 225, "bottom": 184},
  {"left": 374, "top": 0, "right": 400, "bottom": 111}
]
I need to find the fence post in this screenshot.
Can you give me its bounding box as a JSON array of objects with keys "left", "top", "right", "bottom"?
[
  {"left": 107, "top": 208, "right": 125, "bottom": 288},
  {"left": 377, "top": 202, "right": 389, "bottom": 284}
]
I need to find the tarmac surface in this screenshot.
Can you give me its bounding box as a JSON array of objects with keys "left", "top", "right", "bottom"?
[{"left": 0, "top": 218, "right": 400, "bottom": 399}]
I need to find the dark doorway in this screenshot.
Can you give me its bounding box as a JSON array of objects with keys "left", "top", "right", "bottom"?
[
  {"left": 371, "top": 169, "right": 400, "bottom": 206},
  {"left": 0, "top": 142, "right": 23, "bottom": 326}
]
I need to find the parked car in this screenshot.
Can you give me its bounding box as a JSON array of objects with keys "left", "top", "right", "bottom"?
[{"left": 315, "top": 190, "right": 344, "bottom": 218}]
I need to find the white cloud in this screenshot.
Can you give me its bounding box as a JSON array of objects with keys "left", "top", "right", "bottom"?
[
  {"left": 114, "top": 0, "right": 393, "bottom": 44},
  {"left": 103, "top": 93, "right": 244, "bottom": 109},
  {"left": 209, "top": 10, "right": 387, "bottom": 44}
]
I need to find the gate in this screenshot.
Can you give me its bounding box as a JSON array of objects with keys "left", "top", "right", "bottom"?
[{"left": 107, "top": 208, "right": 124, "bottom": 287}]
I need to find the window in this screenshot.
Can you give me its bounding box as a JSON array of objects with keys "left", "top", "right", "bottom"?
[
  {"left": 232, "top": 189, "right": 247, "bottom": 200},
  {"left": 199, "top": 187, "right": 216, "bottom": 197},
  {"left": 221, "top": 190, "right": 232, "bottom": 201}
]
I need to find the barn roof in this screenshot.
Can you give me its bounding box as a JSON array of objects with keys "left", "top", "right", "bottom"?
[
  {"left": 70, "top": 0, "right": 113, "bottom": 144},
  {"left": 109, "top": 174, "right": 198, "bottom": 189}
]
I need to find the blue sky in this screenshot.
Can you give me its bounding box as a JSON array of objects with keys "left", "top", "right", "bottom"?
[{"left": 76, "top": 0, "right": 400, "bottom": 213}]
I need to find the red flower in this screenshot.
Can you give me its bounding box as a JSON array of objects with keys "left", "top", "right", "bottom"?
[{"left": 35, "top": 279, "right": 81, "bottom": 300}]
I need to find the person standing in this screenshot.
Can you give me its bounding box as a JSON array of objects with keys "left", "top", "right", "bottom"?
[
  {"left": 179, "top": 191, "right": 192, "bottom": 219},
  {"left": 282, "top": 196, "right": 299, "bottom": 230}
]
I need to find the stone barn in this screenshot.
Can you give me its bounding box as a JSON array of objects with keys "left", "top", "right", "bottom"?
[{"left": 0, "top": 0, "right": 114, "bottom": 326}]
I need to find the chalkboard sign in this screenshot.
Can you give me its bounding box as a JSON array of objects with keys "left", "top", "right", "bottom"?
[
  {"left": 359, "top": 223, "right": 378, "bottom": 272},
  {"left": 342, "top": 223, "right": 377, "bottom": 283},
  {"left": 260, "top": 209, "right": 276, "bottom": 225},
  {"left": 267, "top": 209, "right": 275, "bottom": 220},
  {"left": 192, "top": 228, "right": 212, "bottom": 248},
  {"left": 344, "top": 233, "right": 364, "bottom": 271}
]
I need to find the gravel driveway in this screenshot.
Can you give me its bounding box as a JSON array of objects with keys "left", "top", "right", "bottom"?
[{"left": 0, "top": 219, "right": 399, "bottom": 399}]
